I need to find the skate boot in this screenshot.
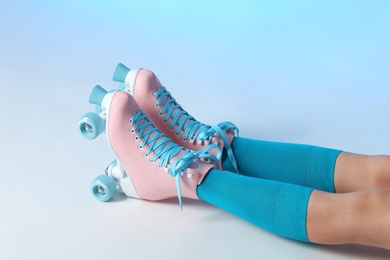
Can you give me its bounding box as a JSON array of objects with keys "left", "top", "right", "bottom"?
[
  {"left": 112, "top": 63, "right": 239, "bottom": 172},
  {"left": 79, "top": 87, "right": 221, "bottom": 207}
]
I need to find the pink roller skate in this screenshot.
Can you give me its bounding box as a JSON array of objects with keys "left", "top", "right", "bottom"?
[
  {"left": 79, "top": 87, "right": 220, "bottom": 207},
  {"left": 112, "top": 63, "right": 239, "bottom": 172}
]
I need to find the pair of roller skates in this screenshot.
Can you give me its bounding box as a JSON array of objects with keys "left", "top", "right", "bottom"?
[{"left": 78, "top": 63, "right": 238, "bottom": 207}]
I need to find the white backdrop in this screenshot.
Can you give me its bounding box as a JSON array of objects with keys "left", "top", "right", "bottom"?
[{"left": 1, "top": 1, "right": 389, "bottom": 259}]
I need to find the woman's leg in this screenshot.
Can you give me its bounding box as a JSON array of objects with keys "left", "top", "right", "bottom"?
[
  {"left": 224, "top": 137, "right": 390, "bottom": 193},
  {"left": 198, "top": 169, "right": 390, "bottom": 250},
  {"left": 334, "top": 152, "right": 390, "bottom": 192},
  {"left": 307, "top": 189, "right": 390, "bottom": 249},
  {"left": 197, "top": 169, "right": 314, "bottom": 242},
  {"left": 222, "top": 137, "right": 342, "bottom": 192}
]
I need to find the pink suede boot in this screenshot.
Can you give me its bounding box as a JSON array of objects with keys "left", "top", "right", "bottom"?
[{"left": 112, "top": 63, "right": 239, "bottom": 172}]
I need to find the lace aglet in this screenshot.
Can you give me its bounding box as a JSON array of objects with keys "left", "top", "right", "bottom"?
[{"left": 176, "top": 175, "right": 183, "bottom": 211}]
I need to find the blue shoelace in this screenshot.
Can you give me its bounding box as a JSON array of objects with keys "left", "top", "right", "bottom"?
[
  {"left": 153, "top": 87, "right": 240, "bottom": 173},
  {"left": 131, "top": 110, "right": 222, "bottom": 209}
]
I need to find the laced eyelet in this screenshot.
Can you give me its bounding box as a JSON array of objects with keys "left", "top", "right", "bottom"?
[
  {"left": 135, "top": 136, "right": 139, "bottom": 140},
  {"left": 129, "top": 119, "right": 133, "bottom": 123},
  {"left": 131, "top": 129, "right": 135, "bottom": 133},
  {"left": 153, "top": 94, "right": 156, "bottom": 98},
  {"left": 199, "top": 157, "right": 213, "bottom": 164}
]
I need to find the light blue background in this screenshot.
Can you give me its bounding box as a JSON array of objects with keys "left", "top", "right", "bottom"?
[{"left": 1, "top": 1, "right": 389, "bottom": 259}]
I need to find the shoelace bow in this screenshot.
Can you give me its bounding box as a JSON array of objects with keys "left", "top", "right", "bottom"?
[
  {"left": 131, "top": 110, "right": 222, "bottom": 209},
  {"left": 154, "top": 87, "right": 240, "bottom": 173}
]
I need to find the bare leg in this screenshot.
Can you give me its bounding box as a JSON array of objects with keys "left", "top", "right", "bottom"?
[
  {"left": 334, "top": 152, "right": 390, "bottom": 193},
  {"left": 307, "top": 189, "right": 390, "bottom": 249}
]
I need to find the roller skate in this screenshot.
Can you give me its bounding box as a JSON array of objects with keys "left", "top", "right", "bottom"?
[
  {"left": 112, "top": 63, "right": 239, "bottom": 172},
  {"left": 78, "top": 87, "right": 221, "bottom": 207}
]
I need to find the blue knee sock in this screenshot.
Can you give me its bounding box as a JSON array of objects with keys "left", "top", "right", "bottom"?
[
  {"left": 197, "top": 169, "right": 313, "bottom": 242},
  {"left": 222, "top": 137, "right": 342, "bottom": 192}
]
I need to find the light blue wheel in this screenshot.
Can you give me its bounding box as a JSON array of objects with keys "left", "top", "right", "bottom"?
[
  {"left": 90, "top": 175, "right": 117, "bottom": 202},
  {"left": 78, "top": 112, "right": 105, "bottom": 140}
]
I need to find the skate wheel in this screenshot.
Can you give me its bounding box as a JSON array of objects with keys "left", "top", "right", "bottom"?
[
  {"left": 78, "top": 112, "right": 105, "bottom": 140},
  {"left": 90, "top": 175, "right": 117, "bottom": 202}
]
